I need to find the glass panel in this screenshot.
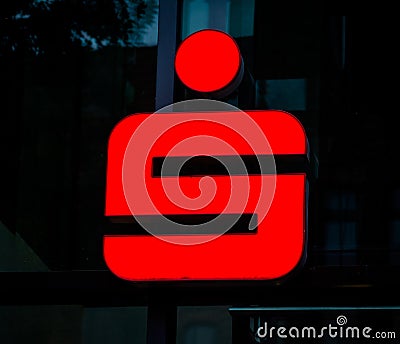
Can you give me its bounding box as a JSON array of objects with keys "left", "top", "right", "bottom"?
[
  {"left": 0, "top": 221, "right": 48, "bottom": 271},
  {"left": 325, "top": 222, "right": 357, "bottom": 251},
  {"left": 324, "top": 221, "right": 358, "bottom": 265},
  {"left": 182, "top": 0, "right": 212, "bottom": 39},
  {"left": 228, "top": 0, "right": 255, "bottom": 37},
  {"left": 181, "top": 0, "right": 255, "bottom": 39},
  {"left": 324, "top": 191, "right": 357, "bottom": 211},
  {"left": 82, "top": 307, "right": 147, "bottom": 344},
  {"left": 390, "top": 221, "right": 400, "bottom": 250},
  {"left": 390, "top": 220, "right": 400, "bottom": 265},
  {"left": 0, "top": 0, "right": 159, "bottom": 271},
  {"left": 177, "top": 306, "right": 232, "bottom": 344},
  {"left": 0, "top": 305, "right": 82, "bottom": 343},
  {"left": 255, "top": 78, "right": 307, "bottom": 111},
  {"left": 392, "top": 189, "right": 400, "bottom": 210},
  {"left": 0, "top": 306, "right": 147, "bottom": 344}
]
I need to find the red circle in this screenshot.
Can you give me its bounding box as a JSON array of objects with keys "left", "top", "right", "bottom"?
[{"left": 175, "top": 29, "right": 241, "bottom": 93}]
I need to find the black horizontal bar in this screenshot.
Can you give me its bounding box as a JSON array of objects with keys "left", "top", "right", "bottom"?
[
  {"left": 152, "top": 154, "right": 309, "bottom": 177},
  {"left": 105, "top": 213, "right": 257, "bottom": 235}
]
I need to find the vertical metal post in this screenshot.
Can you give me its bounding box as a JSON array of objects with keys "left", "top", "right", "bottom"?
[
  {"left": 147, "top": 301, "right": 177, "bottom": 344},
  {"left": 149, "top": 1, "right": 179, "bottom": 343},
  {"left": 231, "top": 313, "right": 251, "bottom": 344},
  {"left": 155, "top": 0, "right": 179, "bottom": 110}
]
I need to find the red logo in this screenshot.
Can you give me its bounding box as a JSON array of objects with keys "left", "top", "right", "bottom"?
[
  {"left": 174, "top": 29, "right": 243, "bottom": 97},
  {"left": 103, "top": 30, "right": 309, "bottom": 282}
]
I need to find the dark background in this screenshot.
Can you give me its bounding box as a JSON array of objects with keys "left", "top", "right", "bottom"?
[{"left": 1, "top": 1, "right": 399, "bottom": 343}]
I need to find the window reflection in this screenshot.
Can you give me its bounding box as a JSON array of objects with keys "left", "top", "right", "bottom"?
[
  {"left": 0, "top": 0, "right": 159, "bottom": 271},
  {"left": 181, "top": 0, "right": 254, "bottom": 39},
  {"left": 1, "top": 1, "right": 159, "bottom": 56},
  {"left": 255, "top": 78, "right": 307, "bottom": 111}
]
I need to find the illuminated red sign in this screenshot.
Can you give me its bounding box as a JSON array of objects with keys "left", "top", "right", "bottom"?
[
  {"left": 104, "top": 109, "right": 308, "bottom": 281},
  {"left": 103, "top": 29, "right": 309, "bottom": 282}
]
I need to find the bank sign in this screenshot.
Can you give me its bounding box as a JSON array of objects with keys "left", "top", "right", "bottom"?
[{"left": 103, "top": 30, "right": 309, "bottom": 282}]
